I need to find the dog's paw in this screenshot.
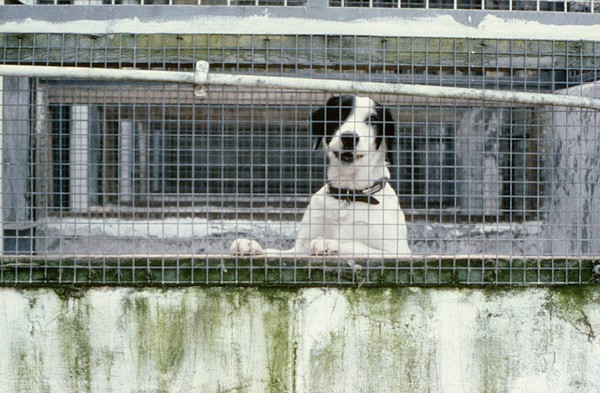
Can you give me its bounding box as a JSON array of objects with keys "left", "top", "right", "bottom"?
[
  {"left": 310, "top": 238, "right": 340, "bottom": 256},
  {"left": 229, "top": 238, "right": 265, "bottom": 256}
]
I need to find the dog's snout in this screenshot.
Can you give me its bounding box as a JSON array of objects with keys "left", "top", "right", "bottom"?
[{"left": 340, "top": 132, "right": 359, "bottom": 149}]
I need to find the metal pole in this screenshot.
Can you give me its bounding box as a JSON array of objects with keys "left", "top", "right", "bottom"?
[{"left": 2, "top": 63, "right": 600, "bottom": 111}]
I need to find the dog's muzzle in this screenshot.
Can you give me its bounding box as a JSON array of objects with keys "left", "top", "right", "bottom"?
[
  {"left": 333, "top": 132, "right": 362, "bottom": 163},
  {"left": 340, "top": 132, "right": 359, "bottom": 149},
  {"left": 334, "top": 151, "right": 363, "bottom": 163}
]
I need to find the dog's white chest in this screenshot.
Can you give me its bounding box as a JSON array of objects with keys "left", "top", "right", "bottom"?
[
  {"left": 299, "top": 186, "right": 391, "bottom": 247},
  {"left": 321, "top": 198, "right": 374, "bottom": 224}
]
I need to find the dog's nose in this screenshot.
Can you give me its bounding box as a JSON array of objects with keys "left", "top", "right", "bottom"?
[{"left": 340, "top": 132, "right": 359, "bottom": 149}]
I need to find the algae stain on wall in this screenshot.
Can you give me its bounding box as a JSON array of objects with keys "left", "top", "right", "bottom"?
[
  {"left": 5, "top": 289, "right": 58, "bottom": 393},
  {"left": 3, "top": 286, "right": 600, "bottom": 393},
  {"left": 13, "top": 349, "right": 49, "bottom": 393},
  {"left": 547, "top": 285, "right": 600, "bottom": 341},
  {"left": 344, "top": 287, "right": 433, "bottom": 392},
  {"left": 197, "top": 287, "right": 298, "bottom": 393},
  {"left": 257, "top": 289, "right": 298, "bottom": 393},
  {"left": 298, "top": 288, "right": 433, "bottom": 393},
  {"left": 126, "top": 290, "right": 192, "bottom": 391},
  {"left": 471, "top": 287, "right": 600, "bottom": 393},
  {"left": 476, "top": 328, "right": 510, "bottom": 392},
  {"left": 154, "top": 300, "right": 188, "bottom": 389},
  {"left": 121, "top": 287, "right": 298, "bottom": 392},
  {"left": 56, "top": 293, "right": 93, "bottom": 393}
]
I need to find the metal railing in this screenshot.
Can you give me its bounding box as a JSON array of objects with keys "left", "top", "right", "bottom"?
[{"left": 3, "top": 62, "right": 600, "bottom": 109}]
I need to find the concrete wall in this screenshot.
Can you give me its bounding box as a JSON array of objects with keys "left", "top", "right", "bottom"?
[
  {"left": 1, "top": 286, "right": 599, "bottom": 393},
  {"left": 542, "top": 82, "right": 600, "bottom": 255}
]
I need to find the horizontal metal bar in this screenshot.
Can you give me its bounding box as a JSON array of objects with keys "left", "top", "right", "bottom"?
[
  {"left": 0, "top": 65, "right": 188, "bottom": 84},
  {"left": 2, "top": 63, "right": 600, "bottom": 111}
]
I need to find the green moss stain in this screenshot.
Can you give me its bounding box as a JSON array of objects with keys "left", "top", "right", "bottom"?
[
  {"left": 472, "top": 287, "right": 600, "bottom": 392},
  {"left": 551, "top": 285, "right": 600, "bottom": 310},
  {"left": 359, "top": 288, "right": 431, "bottom": 392},
  {"left": 475, "top": 313, "right": 511, "bottom": 393},
  {"left": 305, "top": 288, "right": 429, "bottom": 392},
  {"left": 201, "top": 287, "right": 298, "bottom": 393},
  {"left": 126, "top": 287, "right": 298, "bottom": 392},
  {"left": 10, "top": 286, "right": 600, "bottom": 392},
  {"left": 12, "top": 346, "right": 51, "bottom": 393},
  {"left": 547, "top": 285, "right": 600, "bottom": 341},
  {"left": 308, "top": 330, "right": 347, "bottom": 388},
  {"left": 129, "top": 295, "right": 153, "bottom": 375},
  {"left": 128, "top": 290, "right": 188, "bottom": 391},
  {"left": 56, "top": 295, "right": 93, "bottom": 393},
  {"left": 259, "top": 290, "right": 297, "bottom": 393},
  {"left": 155, "top": 300, "right": 189, "bottom": 390},
  {"left": 14, "top": 350, "right": 34, "bottom": 393}
]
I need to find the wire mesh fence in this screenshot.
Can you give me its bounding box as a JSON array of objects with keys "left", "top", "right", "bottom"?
[
  {"left": 27, "top": 0, "right": 600, "bottom": 13},
  {"left": 1, "top": 32, "right": 600, "bottom": 286}
]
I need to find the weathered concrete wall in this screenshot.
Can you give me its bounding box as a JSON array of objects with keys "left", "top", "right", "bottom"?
[
  {"left": 542, "top": 82, "right": 600, "bottom": 255},
  {"left": 1, "top": 286, "right": 599, "bottom": 393}
]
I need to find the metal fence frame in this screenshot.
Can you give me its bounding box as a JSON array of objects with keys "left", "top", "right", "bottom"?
[
  {"left": 1, "top": 5, "right": 600, "bottom": 286},
  {"left": 0, "top": 62, "right": 599, "bottom": 286},
  {"left": 3, "top": 62, "right": 600, "bottom": 109}
]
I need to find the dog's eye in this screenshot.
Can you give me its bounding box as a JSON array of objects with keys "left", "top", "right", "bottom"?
[{"left": 368, "top": 115, "right": 379, "bottom": 124}]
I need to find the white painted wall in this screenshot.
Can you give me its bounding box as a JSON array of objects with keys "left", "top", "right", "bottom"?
[
  {"left": 3, "top": 12, "right": 600, "bottom": 41},
  {"left": 1, "top": 286, "right": 599, "bottom": 392}
]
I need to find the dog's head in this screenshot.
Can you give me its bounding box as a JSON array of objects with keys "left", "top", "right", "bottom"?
[{"left": 310, "top": 95, "right": 396, "bottom": 165}]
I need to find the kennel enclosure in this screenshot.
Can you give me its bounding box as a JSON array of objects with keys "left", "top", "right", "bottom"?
[{"left": 1, "top": 1, "right": 600, "bottom": 285}]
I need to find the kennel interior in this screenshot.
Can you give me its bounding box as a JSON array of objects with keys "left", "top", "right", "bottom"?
[{"left": 1, "top": 3, "right": 600, "bottom": 285}]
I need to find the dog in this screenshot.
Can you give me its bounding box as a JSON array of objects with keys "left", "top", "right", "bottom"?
[{"left": 230, "top": 95, "right": 411, "bottom": 257}]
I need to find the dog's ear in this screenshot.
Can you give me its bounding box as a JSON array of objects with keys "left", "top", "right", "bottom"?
[
  {"left": 310, "top": 96, "right": 355, "bottom": 150},
  {"left": 309, "top": 96, "right": 346, "bottom": 150},
  {"left": 309, "top": 106, "right": 326, "bottom": 150},
  {"left": 384, "top": 107, "right": 397, "bottom": 165},
  {"left": 376, "top": 105, "right": 397, "bottom": 165}
]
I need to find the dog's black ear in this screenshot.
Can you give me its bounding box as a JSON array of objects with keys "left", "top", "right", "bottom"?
[
  {"left": 380, "top": 106, "right": 397, "bottom": 165},
  {"left": 309, "top": 96, "right": 345, "bottom": 150},
  {"left": 309, "top": 106, "right": 326, "bottom": 150},
  {"left": 310, "top": 96, "right": 354, "bottom": 150}
]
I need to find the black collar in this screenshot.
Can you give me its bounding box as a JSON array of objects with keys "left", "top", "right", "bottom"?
[{"left": 326, "top": 178, "right": 387, "bottom": 205}]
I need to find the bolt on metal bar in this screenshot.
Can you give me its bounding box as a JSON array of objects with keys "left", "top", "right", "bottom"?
[{"left": 2, "top": 62, "right": 600, "bottom": 111}]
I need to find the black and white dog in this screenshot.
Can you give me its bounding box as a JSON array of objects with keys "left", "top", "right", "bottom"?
[{"left": 230, "top": 95, "right": 411, "bottom": 257}]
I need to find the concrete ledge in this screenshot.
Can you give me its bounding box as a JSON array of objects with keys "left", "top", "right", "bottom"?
[
  {"left": 1, "top": 286, "right": 599, "bottom": 392},
  {"left": 1, "top": 255, "right": 597, "bottom": 286}
]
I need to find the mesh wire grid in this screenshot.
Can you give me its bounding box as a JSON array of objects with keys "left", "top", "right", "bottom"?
[
  {"left": 29, "top": 0, "right": 600, "bottom": 13},
  {"left": 1, "top": 32, "right": 599, "bottom": 286}
]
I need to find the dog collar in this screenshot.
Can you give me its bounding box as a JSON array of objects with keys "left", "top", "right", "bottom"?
[{"left": 326, "top": 178, "right": 387, "bottom": 206}]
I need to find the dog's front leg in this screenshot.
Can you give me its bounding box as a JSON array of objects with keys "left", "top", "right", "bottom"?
[
  {"left": 309, "top": 238, "right": 341, "bottom": 256},
  {"left": 229, "top": 238, "right": 265, "bottom": 255}
]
